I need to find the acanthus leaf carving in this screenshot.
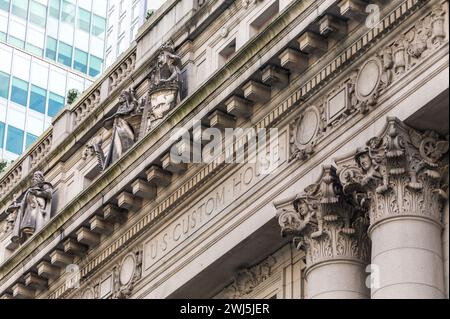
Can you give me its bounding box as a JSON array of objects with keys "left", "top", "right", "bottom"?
[
  {"left": 275, "top": 166, "right": 370, "bottom": 268},
  {"left": 336, "top": 118, "right": 449, "bottom": 226}
]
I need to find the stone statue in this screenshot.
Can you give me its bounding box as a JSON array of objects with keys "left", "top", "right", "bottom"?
[
  {"left": 11, "top": 172, "right": 53, "bottom": 244},
  {"left": 149, "top": 42, "right": 182, "bottom": 91},
  {"left": 140, "top": 42, "right": 182, "bottom": 137},
  {"left": 103, "top": 89, "right": 139, "bottom": 169},
  {"left": 0, "top": 195, "right": 20, "bottom": 237}
]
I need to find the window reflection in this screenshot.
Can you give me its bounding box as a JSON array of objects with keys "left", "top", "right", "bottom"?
[
  {"left": 58, "top": 41, "right": 73, "bottom": 67},
  {"left": 6, "top": 125, "right": 24, "bottom": 155},
  {"left": 11, "top": 0, "right": 28, "bottom": 20},
  {"left": 29, "top": 84, "right": 46, "bottom": 114},
  {"left": 48, "top": 92, "right": 64, "bottom": 117},
  {"left": 11, "top": 77, "right": 28, "bottom": 107}
]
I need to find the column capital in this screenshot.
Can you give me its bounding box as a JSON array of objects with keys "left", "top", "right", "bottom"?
[
  {"left": 336, "top": 117, "right": 449, "bottom": 228},
  {"left": 274, "top": 165, "right": 370, "bottom": 269}
]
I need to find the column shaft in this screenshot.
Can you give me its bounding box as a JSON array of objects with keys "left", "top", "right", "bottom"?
[
  {"left": 370, "top": 217, "right": 445, "bottom": 298},
  {"left": 306, "top": 260, "right": 369, "bottom": 299}
]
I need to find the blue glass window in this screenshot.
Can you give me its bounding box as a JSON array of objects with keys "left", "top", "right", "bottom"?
[
  {"left": 58, "top": 41, "right": 72, "bottom": 67},
  {"left": 74, "top": 49, "right": 88, "bottom": 74},
  {"left": 48, "top": 92, "right": 64, "bottom": 117},
  {"left": 0, "top": 71, "right": 9, "bottom": 99},
  {"left": 0, "top": 32, "right": 6, "bottom": 42},
  {"left": 29, "top": 1, "right": 47, "bottom": 28},
  {"left": 45, "top": 36, "right": 57, "bottom": 60},
  {"left": 6, "top": 125, "right": 24, "bottom": 155},
  {"left": 11, "top": 77, "right": 28, "bottom": 107},
  {"left": 26, "top": 43, "right": 43, "bottom": 57},
  {"left": 77, "top": 8, "right": 91, "bottom": 32},
  {"left": 11, "top": 0, "right": 28, "bottom": 19},
  {"left": 92, "top": 14, "right": 106, "bottom": 38},
  {"left": 49, "top": 0, "right": 60, "bottom": 18},
  {"left": 30, "top": 85, "right": 46, "bottom": 114},
  {"left": 26, "top": 132, "right": 37, "bottom": 148},
  {"left": 0, "top": 0, "right": 9, "bottom": 12},
  {"left": 8, "top": 36, "right": 25, "bottom": 49},
  {"left": 61, "top": 0, "right": 75, "bottom": 24},
  {"left": 89, "top": 55, "right": 102, "bottom": 77},
  {"left": 0, "top": 121, "right": 5, "bottom": 149}
]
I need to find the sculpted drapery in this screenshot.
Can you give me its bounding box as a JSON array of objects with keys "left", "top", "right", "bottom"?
[
  {"left": 103, "top": 89, "right": 139, "bottom": 169},
  {"left": 84, "top": 42, "right": 183, "bottom": 172},
  {"left": 11, "top": 171, "right": 53, "bottom": 244}
]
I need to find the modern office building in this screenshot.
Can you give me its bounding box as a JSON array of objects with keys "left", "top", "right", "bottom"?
[
  {"left": 0, "top": 0, "right": 108, "bottom": 161},
  {"left": 104, "top": 0, "right": 166, "bottom": 69},
  {"left": 0, "top": 0, "right": 448, "bottom": 300}
]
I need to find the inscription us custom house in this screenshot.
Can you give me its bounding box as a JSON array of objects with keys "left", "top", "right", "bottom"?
[{"left": 143, "top": 131, "right": 287, "bottom": 273}]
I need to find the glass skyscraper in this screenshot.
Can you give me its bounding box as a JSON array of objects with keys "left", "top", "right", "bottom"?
[
  {"left": 104, "top": 0, "right": 166, "bottom": 69},
  {"left": 0, "top": 0, "right": 108, "bottom": 161}
]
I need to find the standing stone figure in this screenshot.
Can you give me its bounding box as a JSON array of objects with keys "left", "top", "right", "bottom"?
[
  {"left": 11, "top": 171, "right": 53, "bottom": 244},
  {"left": 103, "top": 89, "right": 139, "bottom": 169}
]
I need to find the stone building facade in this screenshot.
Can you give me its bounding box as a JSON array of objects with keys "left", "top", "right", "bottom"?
[{"left": 0, "top": 0, "right": 448, "bottom": 299}]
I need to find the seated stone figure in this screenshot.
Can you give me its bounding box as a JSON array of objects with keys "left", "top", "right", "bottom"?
[{"left": 11, "top": 171, "right": 53, "bottom": 244}]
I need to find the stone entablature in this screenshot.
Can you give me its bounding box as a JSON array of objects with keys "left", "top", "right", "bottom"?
[
  {"left": 0, "top": 0, "right": 227, "bottom": 202},
  {"left": 277, "top": 117, "right": 449, "bottom": 259},
  {"left": 0, "top": 0, "right": 447, "bottom": 299}
]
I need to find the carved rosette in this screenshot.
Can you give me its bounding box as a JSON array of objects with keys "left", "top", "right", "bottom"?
[
  {"left": 336, "top": 117, "right": 449, "bottom": 228},
  {"left": 274, "top": 166, "right": 370, "bottom": 269}
]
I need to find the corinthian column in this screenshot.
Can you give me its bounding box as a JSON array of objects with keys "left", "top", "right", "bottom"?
[
  {"left": 274, "top": 166, "right": 371, "bottom": 299},
  {"left": 337, "top": 117, "right": 449, "bottom": 299}
]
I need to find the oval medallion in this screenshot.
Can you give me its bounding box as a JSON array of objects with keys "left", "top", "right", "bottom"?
[
  {"left": 296, "top": 109, "right": 319, "bottom": 146},
  {"left": 119, "top": 255, "right": 136, "bottom": 286},
  {"left": 356, "top": 58, "right": 382, "bottom": 99}
]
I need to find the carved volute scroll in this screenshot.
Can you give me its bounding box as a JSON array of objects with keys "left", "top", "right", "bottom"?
[
  {"left": 274, "top": 166, "right": 370, "bottom": 269},
  {"left": 336, "top": 117, "right": 449, "bottom": 228}
]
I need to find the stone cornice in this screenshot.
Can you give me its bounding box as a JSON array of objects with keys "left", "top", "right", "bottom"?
[
  {"left": 0, "top": 0, "right": 229, "bottom": 206},
  {"left": 0, "top": 0, "right": 321, "bottom": 284},
  {"left": 0, "top": 0, "right": 444, "bottom": 298},
  {"left": 40, "top": 0, "right": 446, "bottom": 299}
]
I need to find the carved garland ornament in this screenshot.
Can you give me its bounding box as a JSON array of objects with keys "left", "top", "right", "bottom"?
[
  {"left": 221, "top": 255, "right": 277, "bottom": 299},
  {"left": 290, "top": 3, "right": 448, "bottom": 162}
]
